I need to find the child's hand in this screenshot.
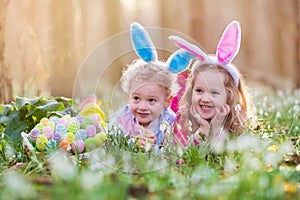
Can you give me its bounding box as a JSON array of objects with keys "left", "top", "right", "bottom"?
[
  {"left": 190, "top": 105, "right": 210, "bottom": 138},
  {"left": 137, "top": 129, "right": 156, "bottom": 151},
  {"left": 210, "top": 104, "right": 230, "bottom": 133}
]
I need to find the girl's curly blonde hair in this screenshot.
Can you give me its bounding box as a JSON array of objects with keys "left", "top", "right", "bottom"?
[{"left": 121, "top": 59, "right": 179, "bottom": 97}]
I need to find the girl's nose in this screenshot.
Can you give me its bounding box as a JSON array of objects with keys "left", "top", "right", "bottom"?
[
  {"left": 139, "top": 100, "right": 149, "bottom": 109},
  {"left": 201, "top": 92, "right": 211, "bottom": 102}
]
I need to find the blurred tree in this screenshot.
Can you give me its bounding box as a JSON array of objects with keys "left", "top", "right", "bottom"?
[
  {"left": 0, "top": 0, "right": 13, "bottom": 103},
  {"left": 48, "top": 1, "right": 80, "bottom": 97},
  {"left": 296, "top": 0, "right": 300, "bottom": 89}
]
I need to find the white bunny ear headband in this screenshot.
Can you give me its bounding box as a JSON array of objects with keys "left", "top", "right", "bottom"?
[
  {"left": 168, "top": 20, "right": 241, "bottom": 87},
  {"left": 130, "top": 22, "right": 194, "bottom": 74}
]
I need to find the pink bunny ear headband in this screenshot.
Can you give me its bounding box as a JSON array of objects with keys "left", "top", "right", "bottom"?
[
  {"left": 130, "top": 22, "right": 194, "bottom": 74},
  {"left": 169, "top": 20, "right": 241, "bottom": 87}
]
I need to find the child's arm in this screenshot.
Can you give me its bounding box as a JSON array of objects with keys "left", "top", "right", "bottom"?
[{"left": 190, "top": 104, "right": 230, "bottom": 141}]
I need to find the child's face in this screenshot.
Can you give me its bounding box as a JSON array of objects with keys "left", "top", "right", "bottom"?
[
  {"left": 191, "top": 68, "right": 227, "bottom": 120},
  {"left": 128, "top": 82, "right": 170, "bottom": 127}
]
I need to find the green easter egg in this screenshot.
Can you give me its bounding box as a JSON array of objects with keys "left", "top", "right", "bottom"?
[
  {"left": 84, "top": 138, "right": 97, "bottom": 152},
  {"left": 94, "top": 132, "right": 107, "bottom": 147},
  {"left": 35, "top": 123, "right": 44, "bottom": 133}
]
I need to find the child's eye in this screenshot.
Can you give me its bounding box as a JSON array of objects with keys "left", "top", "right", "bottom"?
[
  {"left": 211, "top": 91, "right": 219, "bottom": 96},
  {"left": 195, "top": 88, "right": 203, "bottom": 93},
  {"left": 148, "top": 98, "right": 156, "bottom": 103},
  {"left": 132, "top": 96, "right": 140, "bottom": 102}
]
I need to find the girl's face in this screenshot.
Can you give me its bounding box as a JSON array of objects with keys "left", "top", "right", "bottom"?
[
  {"left": 128, "top": 82, "right": 170, "bottom": 127},
  {"left": 191, "top": 68, "right": 227, "bottom": 120}
]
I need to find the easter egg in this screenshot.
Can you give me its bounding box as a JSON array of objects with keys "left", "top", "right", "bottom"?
[
  {"left": 84, "top": 138, "right": 97, "bottom": 152},
  {"left": 94, "top": 132, "right": 107, "bottom": 147},
  {"left": 82, "top": 116, "right": 93, "bottom": 128},
  {"left": 71, "top": 140, "right": 85, "bottom": 154},
  {"left": 35, "top": 123, "right": 44, "bottom": 133},
  {"left": 49, "top": 116, "right": 59, "bottom": 123},
  {"left": 53, "top": 132, "right": 61, "bottom": 141},
  {"left": 47, "top": 121, "right": 56, "bottom": 130},
  {"left": 36, "top": 135, "right": 48, "bottom": 151},
  {"left": 85, "top": 125, "right": 96, "bottom": 138},
  {"left": 29, "top": 128, "right": 41, "bottom": 142},
  {"left": 55, "top": 124, "right": 67, "bottom": 135},
  {"left": 43, "top": 126, "right": 54, "bottom": 140},
  {"left": 65, "top": 132, "right": 76, "bottom": 144},
  {"left": 90, "top": 114, "right": 100, "bottom": 127},
  {"left": 75, "top": 129, "right": 87, "bottom": 140},
  {"left": 59, "top": 139, "right": 70, "bottom": 151},
  {"left": 40, "top": 117, "right": 49, "bottom": 126},
  {"left": 67, "top": 122, "right": 78, "bottom": 134}
]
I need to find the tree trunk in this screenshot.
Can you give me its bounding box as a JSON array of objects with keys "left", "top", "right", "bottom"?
[
  {"left": 48, "top": 1, "right": 79, "bottom": 97},
  {"left": 0, "top": 0, "right": 13, "bottom": 103},
  {"left": 295, "top": 0, "right": 300, "bottom": 89}
]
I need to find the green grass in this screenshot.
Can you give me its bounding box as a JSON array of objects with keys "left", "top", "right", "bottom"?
[{"left": 0, "top": 87, "right": 300, "bottom": 200}]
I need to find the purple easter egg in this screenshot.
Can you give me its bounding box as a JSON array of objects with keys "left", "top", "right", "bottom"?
[
  {"left": 71, "top": 140, "right": 85, "bottom": 154},
  {"left": 85, "top": 125, "right": 96, "bottom": 138},
  {"left": 53, "top": 132, "right": 61, "bottom": 141},
  {"left": 29, "top": 128, "right": 41, "bottom": 142}
]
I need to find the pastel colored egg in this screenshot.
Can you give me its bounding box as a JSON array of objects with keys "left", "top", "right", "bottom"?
[
  {"left": 35, "top": 123, "right": 44, "bottom": 133},
  {"left": 59, "top": 139, "right": 70, "bottom": 151},
  {"left": 94, "top": 132, "right": 107, "bottom": 147},
  {"left": 75, "top": 129, "right": 87, "bottom": 140},
  {"left": 49, "top": 116, "right": 59, "bottom": 123},
  {"left": 85, "top": 125, "right": 96, "bottom": 138},
  {"left": 29, "top": 128, "right": 41, "bottom": 142},
  {"left": 65, "top": 132, "right": 76, "bottom": 144},
  {"left": 67, "top": 122, "right": 78, "bottom": 134},
  {"left": 53, "top": 132, "right": 61, "bottom": 141},
  {"left": 40, "top": 117, "right": 49, "bottom": 126},
  {"left": 84, "top": 138, "right": 97, "bottom": 152},
  {"left": 71, "top": 140, "right": 85, "bottom": 154},
  {"left": 47, "top": 121, "right": 56, "bottom": 131},
  {"left": 90, "top": 114, "right": 100, "bottom": 127},
  {"left": 36, "top": 135, "right": 48, "bottom": 151},
  {"left": 43, "top": 126, "right": 54, "bottom": 140},
  {"left": 80, "top": 116, "right": 93, "bottom": 129},
  {"left": 55, "top": 124, "right": 67, "bottom": 135},
  {"left": 57, "top": 118, "right": 68, "bottom": 127}
]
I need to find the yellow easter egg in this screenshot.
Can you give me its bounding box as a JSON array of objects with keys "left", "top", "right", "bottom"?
[{"left": 94, "top": 132, "right": 107, "bottom": 147}]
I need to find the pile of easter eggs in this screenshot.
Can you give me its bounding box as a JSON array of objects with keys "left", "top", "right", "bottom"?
[{"left": 28, "top": 114, "right": 107, "bottom": 154}]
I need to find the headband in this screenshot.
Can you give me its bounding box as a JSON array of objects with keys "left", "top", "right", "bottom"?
[
  {"left": 130, "top": 22, "right": 193, "bottom": 74},
  {"left": 168, "top": 20, "right": 241, "bottom": 87}
]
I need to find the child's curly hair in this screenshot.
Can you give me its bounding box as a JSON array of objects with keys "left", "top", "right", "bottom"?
[{"left": 121, "top": 59, "right": 179, "bottom": 97}]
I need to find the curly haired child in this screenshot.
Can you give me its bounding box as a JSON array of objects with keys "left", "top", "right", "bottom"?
[{"left": 110, "top": 22, "right": 193, "bottom": 150}]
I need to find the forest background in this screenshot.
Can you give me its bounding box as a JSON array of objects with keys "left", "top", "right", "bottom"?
[{"left": 0, "top": 0, "right": 299, "bottom": 107}]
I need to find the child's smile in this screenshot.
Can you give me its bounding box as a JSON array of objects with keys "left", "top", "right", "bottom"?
[{"left": 192, "top": 68, "right": 227, "bottom": 120}]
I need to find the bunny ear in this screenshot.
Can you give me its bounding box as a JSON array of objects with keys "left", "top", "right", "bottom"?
[
  {"left": 166, "top": 49, "right": 194, "bottom": 73},
  {"left": 168, "top": 35, "right": 208, "bottom": 61},
  {"left": 216, "top": 20, "right": 241, "bottom": 64},
  {"left": 130, "top": 22, "right": 158, "bottom": 62}
]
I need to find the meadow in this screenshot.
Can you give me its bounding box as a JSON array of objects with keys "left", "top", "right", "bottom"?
[{"left": 0, "top": 86, "right": 299, "bottom": 200}]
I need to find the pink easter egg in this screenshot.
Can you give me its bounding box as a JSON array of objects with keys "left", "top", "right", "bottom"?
[
  {"left": 43, "top": 126, "right": 54, "bottom": 140},
  {"left": 71, "top": 140, "right": 85, "bottom": 154}
]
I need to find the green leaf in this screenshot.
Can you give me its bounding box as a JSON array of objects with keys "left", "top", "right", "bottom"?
[
  {"left": 37, "top": 100, "right": 65, "bottom": 111},
  {"left": 16, "top": 96, "right": 41, "bottom": 108}
]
